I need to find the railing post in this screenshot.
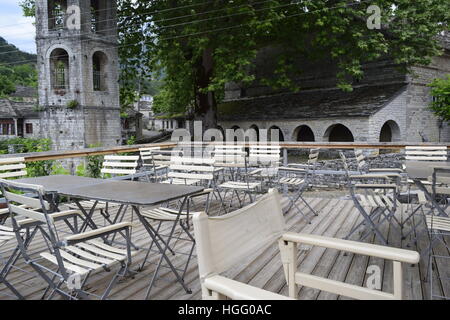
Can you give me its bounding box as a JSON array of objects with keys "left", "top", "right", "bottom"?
[{"left": 393, "top": 261, "right": 403, "bottom": 300}]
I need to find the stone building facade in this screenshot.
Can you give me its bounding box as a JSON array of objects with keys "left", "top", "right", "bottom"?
[
  {"left": 35, "top": 0, "right": 121, "bottom": 162},
  {"left": 218, "top": 36, "right": 450, "bottom": 144}
]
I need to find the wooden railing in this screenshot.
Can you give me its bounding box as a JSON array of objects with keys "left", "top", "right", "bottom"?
[{"left": 1, "top": 141, "right": 449, "bottom": 163}]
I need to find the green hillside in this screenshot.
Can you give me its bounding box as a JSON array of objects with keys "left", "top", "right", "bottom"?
[
  {"left": 0, "top": 36, "right": 36, "bottom": 64},
  {"left": 0, "top": 37, "right": 37, "bottom": 97}
]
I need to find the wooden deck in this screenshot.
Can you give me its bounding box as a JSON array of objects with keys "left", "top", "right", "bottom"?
[{"left": 0, "top": 192, "right": 449, "bottom": 300}]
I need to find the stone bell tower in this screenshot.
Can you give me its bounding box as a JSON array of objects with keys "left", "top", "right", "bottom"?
[{"left": 35, "top": 0, "right": 122, "bottom": 159}]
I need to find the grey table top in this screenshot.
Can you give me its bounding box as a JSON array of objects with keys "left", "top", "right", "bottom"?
[
  {"left": 405, "top": 161, "right": 450, "bottom": 179},
  {"left": 15, "top": 175, "right": 204, "bottom": 206},
  {"left": 15, "top": 175, "right": 105, "bottom": 192}
]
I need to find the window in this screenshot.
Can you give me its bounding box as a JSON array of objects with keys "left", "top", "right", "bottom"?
[
  {"left": 0, "top": 121, "right": 14, "bottom": 135},
  {"left": 48, "top": 0, "right": 68, "bottom": 30},
  {"left": 25, "top": 123, "right": 33, "bottom": 134},
  {"left": 92, "top": 51, "right": 108, "bottom": 91},
  {"left": 50, "top": 48, "right": 70, "bottom": 90}
]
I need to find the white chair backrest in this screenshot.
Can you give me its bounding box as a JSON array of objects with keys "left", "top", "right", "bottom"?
[
  {"left": 354, "top": 149, "right": 367, "bottom": 172},
  {"left": 193, "top": 189, "right": 285, "bottom": 280},
  {"left": 248, "top": 145, "right": 281, "bottom": 167},
  {"left": 405, "top": 146, "right": 448, "bottom": 161},
  {"left": 0, "top": 179, "right": 50, "bottom": 224},
  {"left": 139, "top": 147, "right": 161, "bottom": 164},
  {"left": 101, "top": 155, "right": 139, "bottom": 176},
  {"left": 168, "top": 157, "right": 216, "bottom": 182},
  {"left": 0, "top": 157, "right": 27, "bottom": 179},
  {"left": 307, "top": 149, "right": 320, "bottom": 165},
  {"left": 213, "top": 145, "right": 246, "bottom": 166}
]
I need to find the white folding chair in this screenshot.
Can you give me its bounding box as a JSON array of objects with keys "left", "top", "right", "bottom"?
[
  {"left": 402, "top": 146, "right": 448, "bottom": 244},
  {"left": 193, "top": 189, "right": 420, "bottom": 300},
  {"left": 139, "top": 147, "right": 172, "bottom": 181},
  {"left": 0, "top": 157, "right": 28, "bottom": 224},
  {"left": 248, "top": 145, "right": 282, "bottom": 189},
  {"left": 0, "top": 179, "right": 137, "bottom": 300},
  {"left": 278, "top": 148, "right": 320, "bottom": 222},
  {"left": 213, "top": 145, "right": 260, "bottom": 214}
]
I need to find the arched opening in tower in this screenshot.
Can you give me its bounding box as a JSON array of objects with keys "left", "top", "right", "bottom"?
[
  {"left": 92, "top": 51, "right": 108, "bottom": 91},
  {"left": 50, "top": 48, "right": 70, "bottom": 90},
  {"left": 90, "top": 0, "right": 108, "bottom": 33},
  {"left": 48, "top": 0, "right": 67, "bottom": 30}
]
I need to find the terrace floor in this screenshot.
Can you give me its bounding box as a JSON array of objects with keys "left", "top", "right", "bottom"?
[{"left": 0, "top": 191, "right": 449, "bottom": 300}]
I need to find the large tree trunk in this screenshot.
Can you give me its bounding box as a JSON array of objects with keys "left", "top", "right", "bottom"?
[{"left": 194, "top": 47, "right": 217, "bottom": 133}]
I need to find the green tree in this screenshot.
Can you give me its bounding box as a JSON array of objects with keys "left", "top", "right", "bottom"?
[
  {"left": 21, "top": 0, "right": 450, "bottom": 130},
  {"left": 429, "top": 75, "right": 450, "bottom": 122}
]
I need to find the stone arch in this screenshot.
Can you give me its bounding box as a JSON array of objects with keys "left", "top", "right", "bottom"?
[
  {"left": 217, "top": 125, "right": 225, "bottom": 141},
  {"left": 249, "top": 124, "right": 260, "bottom": 141},
  {"left": 92, "top": 51, "right": 109, "bottom": 91},
  {"left": 379, "top": 120, "right": 401, "bottom": 142},
  {"left": 324, "top": 123, "right": 354, "bottom": 142},
  {"left": 268, "top": 125, "right": 284, "bottom": 142},
  {"left": 293, "top": 125, "right": 315, "bottom": 142},
  {"left": 49, "top": 48, "right": 70, "bottom": 90}
]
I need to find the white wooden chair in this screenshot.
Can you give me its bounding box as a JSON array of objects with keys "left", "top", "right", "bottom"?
[
  {"left": 248, "top": 145, "right": 282, "bottom": 188},
  {"left": 0, "top": 179, "right": 137, "bottom": 300},
  {"left": 139, "top": 147, "right": 172, "bottom": 181},
  {"left": 193, "top": 189, "right": 419, "bottom": 300},
  {"left": 213, "top": 145, "right": 260, "bottom": 214},
  {"left": 163, "top": 156, "right": 220, "bottom": 187},
  {"left": 402, "top": 146, "right": 448, "bottom": 243},
  {"left": 0, "top": 157, "right": 28, "bottom": 224},
  {"left": 278, "top": 149, "right": 320, "bottom": 221}
]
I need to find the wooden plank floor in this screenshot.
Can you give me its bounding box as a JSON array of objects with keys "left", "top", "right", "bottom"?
[{"left": 0, "top": 192, "right": 448, "bottom": 300}]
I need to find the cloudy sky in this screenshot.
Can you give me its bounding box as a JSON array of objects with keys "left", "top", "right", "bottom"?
[{"left": 0, "top": 0, "right": 36, "bottom": 54}]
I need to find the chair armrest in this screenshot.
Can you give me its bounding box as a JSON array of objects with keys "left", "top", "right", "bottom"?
[
  {"left": 349, "top": 174, "right": 390, "bottom": 180},
  {"left": 369, "top": 168, "right": 403, "bottom": 174},
  {"left": 248, "top": 169, "right": 262, "bottom": 176},
  {"left": 354, "top": 183, "right": 398, "bottom": 189},
  {"left": 279, "top": 167, "right": 307, "bottom": 173},
  {"left": 204, "top": 275, "right": 294, "bottom": 300},
  {"left": 281, "top": 232, "right": 419, "bottom": 264},
  {"left": 65, "top": 221, "right": 132, "bottom": 244}
]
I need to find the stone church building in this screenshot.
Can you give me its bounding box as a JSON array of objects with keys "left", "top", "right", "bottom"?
[{"left": 218, "top": 35, "right": 450, "bottom": 144}]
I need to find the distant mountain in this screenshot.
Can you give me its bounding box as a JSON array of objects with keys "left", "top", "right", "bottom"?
[{"left": 0, "top": 37, "right": 36, "bottom": 65}]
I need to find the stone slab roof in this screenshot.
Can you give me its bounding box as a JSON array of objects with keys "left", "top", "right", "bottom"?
[
  {"left": 0, "top": 99, "right": 39, "bottom": 118},
  {"left": 218, "top": 82, "right": 407, "bottom": 121}
]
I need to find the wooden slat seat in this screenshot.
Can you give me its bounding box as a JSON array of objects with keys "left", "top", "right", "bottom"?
[
  {"left": 140, "top": 207, "right": 197, "bottom": 221},
  {"left": 425, "top": 215, "right": 450, "bottom": 232},
  {"left": 219, "top": 181, "right": 260, "bottom": 190},
  {"left": 278, "top": 177, "right": 305, "bottom": 186},
  {"left": 161, "top": 178, "right": 201, "bottom": 185},
  {"left": 40, "top": 240, "right": 137, "bottom": 277},
  {"left": 357, "top": 194, "right": 394, "bottom": 208}
]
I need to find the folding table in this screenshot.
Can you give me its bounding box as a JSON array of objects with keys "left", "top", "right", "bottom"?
[{"left": 14, "top": 175, "right": 204, "bottom": 299}]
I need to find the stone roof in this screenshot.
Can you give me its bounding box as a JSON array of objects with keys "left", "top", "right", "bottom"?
[
  {"left": 0, "top": 99, "right": 39, "bottom": 119},
  {"left": 218, "top": 82, "right": 407, "bottom": 121},
  {"left": 9, "top": 85, "right": 38, "bottom": 99},
  {"left": 0, "top": 100, "right": 17, "bottom": 118}
]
